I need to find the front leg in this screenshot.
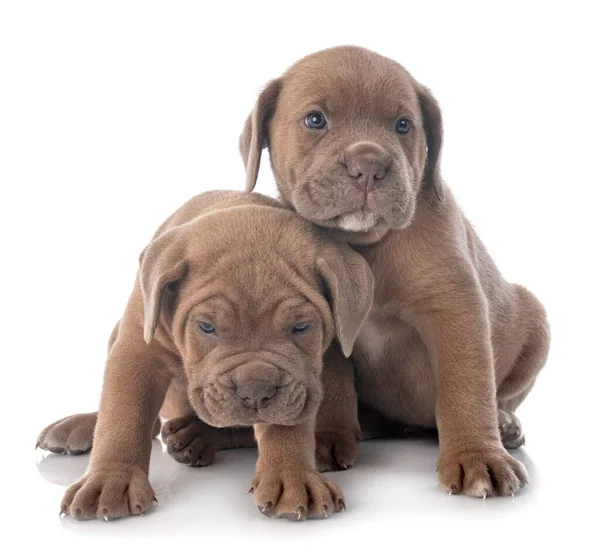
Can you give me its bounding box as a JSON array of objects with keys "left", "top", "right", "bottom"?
[
  {"left": 315, "top": 343, "right": 361, "bottom": 471},
  {"left": 251, "top": 419, "right": 345, "bottom": 520},
  {"left": 60, "top": 334, "right": 171, "bottom": 520},
  {"left": 411, "top": 276, "right": 528, "bottom": 498}
]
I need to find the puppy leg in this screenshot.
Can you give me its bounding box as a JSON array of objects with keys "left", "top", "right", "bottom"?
[
  {"left": 162, "top": 417, "right": 255, "bottom": 467},
  {"left": 37, "top": 318, "right": 163, "bottom": 456},
  {"left": 60, "top": 334, "right": 171, "bottom": 520},
  {"left": 251, "top": 419, "right": 345, "bottom": 520},
  {"left": 37, "top": 413, "right": 162, "bottom": 456},
  {"left": 497, "top": 286, "right": 550, "bottom": 449},
  {"left": 37, "top": 413, "right": 98, "bottom": 455},
  {"left": 411, "top": 278, "right": 527, "bottom": 498},
  {"left": 497, "top": 286, "right": 550, "bottom": 412},
  {"left": 315, "top": 344, "right": 361, "bottom": 471},
  {"left": 159, "top": 378, "right": 255, "bottom": 466}
]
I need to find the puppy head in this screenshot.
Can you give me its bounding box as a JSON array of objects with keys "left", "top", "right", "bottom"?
[
  {"left": 139, "top": 205, "right": 373, "bottom": 428},
  {"left": 241, "top": 46, "right": 444, "bottom": 234}
]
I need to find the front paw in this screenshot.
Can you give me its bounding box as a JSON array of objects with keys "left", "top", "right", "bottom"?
[
  {"left": 61, "top": 464, "right": 155, "bottom": 520},
  {"left": 161, "top": 416, "right": 217, "bottom": 467},
  {"left": 437, "top": 444, "right": 528, "bottom": 498},
  {"left": 250, "top": 466, "right": 345, "bottom": 520},
  {"left": 315, "top": 429, "right": 360, "bottom": 471}
]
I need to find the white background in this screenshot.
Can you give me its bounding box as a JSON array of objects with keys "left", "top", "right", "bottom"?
[{"left": 1, "top": 1, "right": 599, "bottom": 554}]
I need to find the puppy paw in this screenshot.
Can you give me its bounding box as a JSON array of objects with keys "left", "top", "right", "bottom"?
[
  {"left": 161, "top": 416, "right": 218, "bottom": 467},
  {"left": 437, "top": 444, "right": 528, "bottom": 497},
  {"left": 498, "top": 410, "right": 525, "bottom": 449},
  {"left": 250, "top": 466, "right": 345, "bottom": 520},
  {"left": 36, "top": 413, "right": 97, "bottom": 455},
  {"left": 315, "top": 429, "right": 360, "bottom": 471},
  {"left": 61, "top": 464, "right": 156, "bottom": 520}
]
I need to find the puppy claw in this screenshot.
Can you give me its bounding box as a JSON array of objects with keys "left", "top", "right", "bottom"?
[
  {"left": 59, "top": 511, "right": 66, "bottom": 519},
  {"left": 152, "top": 496, "right": 158, "bottom": 505},
  {"left": 104, "top": 516, "right": 109, "bottom": 522},
  {"left": 339, "top": 499, "right": 346, "bottom": 512},
  {"left": 247, "top": 486, "right": 255, "bottom": 494},
  {"left": 259, "top": 502, "right": 272, "bottom": 514}
]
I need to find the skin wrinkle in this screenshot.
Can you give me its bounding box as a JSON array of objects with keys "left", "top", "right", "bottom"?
[{"left": 39, "top": 190, "right": 374, "bottom": 519}]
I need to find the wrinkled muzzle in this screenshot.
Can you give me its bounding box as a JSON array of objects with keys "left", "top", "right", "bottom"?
[{"left": 189, "top": 360, "right": 323, "bottom": 428}]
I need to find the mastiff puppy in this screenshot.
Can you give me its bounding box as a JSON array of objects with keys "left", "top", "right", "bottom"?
[
  {"left": 240, "top": 46, "right": 550, "bottom": 498},
  {"left": 37, "top": 190, "right": 373, "bottom": 520}
]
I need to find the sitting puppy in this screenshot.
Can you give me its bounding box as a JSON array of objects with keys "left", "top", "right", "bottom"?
[
  {"left": 240, "top": 46, "right": 550, "bottom": 498},
  {"left": 37, "top": 190, "right": 373, "bottom": 520}
]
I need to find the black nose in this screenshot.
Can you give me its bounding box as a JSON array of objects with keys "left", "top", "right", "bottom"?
[
  {"left": 346, "top": 156, "right": 387, "bottom": 189},
  {"left": 236, "top": 379, "right": 278, "bottom": 410}
]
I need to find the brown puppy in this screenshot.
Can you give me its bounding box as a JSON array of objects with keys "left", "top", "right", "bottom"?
[
  {"left": 38, "top": 190, "right": 373, "bottom": 520},
  {"left": 241, "top": 46, "right": 550, "bottom": 498}
]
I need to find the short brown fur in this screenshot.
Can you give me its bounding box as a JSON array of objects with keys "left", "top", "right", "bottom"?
[
  {"left": 37, "top": 191, "right": 373, "bottom": 519},
  {"left": 241, "top": 46, "right": 550, "bottom": 497}
]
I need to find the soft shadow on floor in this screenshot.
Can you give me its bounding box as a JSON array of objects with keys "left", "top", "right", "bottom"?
[{"left": 36, "top": 435, "right": 537, "bottom": 514}]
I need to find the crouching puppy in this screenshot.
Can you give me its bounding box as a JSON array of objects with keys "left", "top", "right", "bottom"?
[{"left": 43, "top": 191, "right": 373, "bottom": 520}]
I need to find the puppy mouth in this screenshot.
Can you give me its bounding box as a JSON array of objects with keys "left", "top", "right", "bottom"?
[
  {"left": 332, "top": 209, "right": 385, "bottom": 232},
  {"left": 191, "top": 379, "right": 314, "bottom": 428}
]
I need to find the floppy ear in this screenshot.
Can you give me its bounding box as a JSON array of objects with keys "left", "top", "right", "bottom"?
[
  {"left": 239, "top": 78, "right": 282, "bottom": 192},
  {"left": 417, "top": 85, "right": 445, "bottom": 202},
  {"left": 138, "top": 228, "right": 189, "bottom": 344},
  {"left": 317, "top": 246, "right": 374, "bottom": 358}
]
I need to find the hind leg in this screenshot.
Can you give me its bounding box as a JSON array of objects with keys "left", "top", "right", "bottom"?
[
  {"left": 37, "top": 320, "right": 166, "bottom": 455},
  {"left": 497, "top": 287, "right": 550, "bottom": 448},
  {"left": 160, "top": 379, "right": 255, "bottom": 467},
  {"left": 36, "top": 412, "right": 162, "bottom": 455},
  {"left": 161, "top": 417, "right": 255, "bottom": 467}
]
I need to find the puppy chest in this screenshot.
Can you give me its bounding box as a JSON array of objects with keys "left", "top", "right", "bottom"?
[
  {"left": 355, "top": 319, "right": 422, "bottom": 372},
  {"left": 356, "top": 320, "right": 392, "bottom": 370},
  {"left": 353, "top": 318, "right": 437, "bottom": 426}
]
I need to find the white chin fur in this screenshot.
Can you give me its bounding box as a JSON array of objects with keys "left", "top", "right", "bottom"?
[{"left": 336, "top": 211, "right": 378, "bottom": 232}]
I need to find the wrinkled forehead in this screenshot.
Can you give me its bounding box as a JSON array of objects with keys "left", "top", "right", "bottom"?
[
  {"left": 191, "top": 283, "right": 319, "bottom": 322},
  {"left": 185, "top": 221, "right": 323, "bottom": 306},
  {"left": 281, "top": 48, "right": 420, "bottom": 120}
]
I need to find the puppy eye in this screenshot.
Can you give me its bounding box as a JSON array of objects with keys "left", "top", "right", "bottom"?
[
  {"left": 292, "top": 322, "right": 311, "bottom": 334},
  {"left": 198, "top": 322, "right": 216, "bottom": 335},
  {"left": 304, "top": 112, "right": 327, "bottom": 130},
  {"left": 395, "top": 118, "right": 411, "bottom": 134}
]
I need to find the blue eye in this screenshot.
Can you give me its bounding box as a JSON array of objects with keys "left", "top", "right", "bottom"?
[
  {"left": 395, "top": 118, "right": 411, "bottom": 134},
  {"left": 198, "top": 322, "right": 216, "bottom": 334},
  {"left": 304, "top": 112, "right": 327, "bottom": 130},
  {"left": 292, "top": 323, "right": 311, "bottom": 334}
]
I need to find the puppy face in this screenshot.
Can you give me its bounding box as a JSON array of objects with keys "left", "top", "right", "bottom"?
[
  {"left": 241, "top": 46, "right": 444, "bottom": 233},
  {"left": 139, "top": 204, "right": 373, "bottom": 428}
]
